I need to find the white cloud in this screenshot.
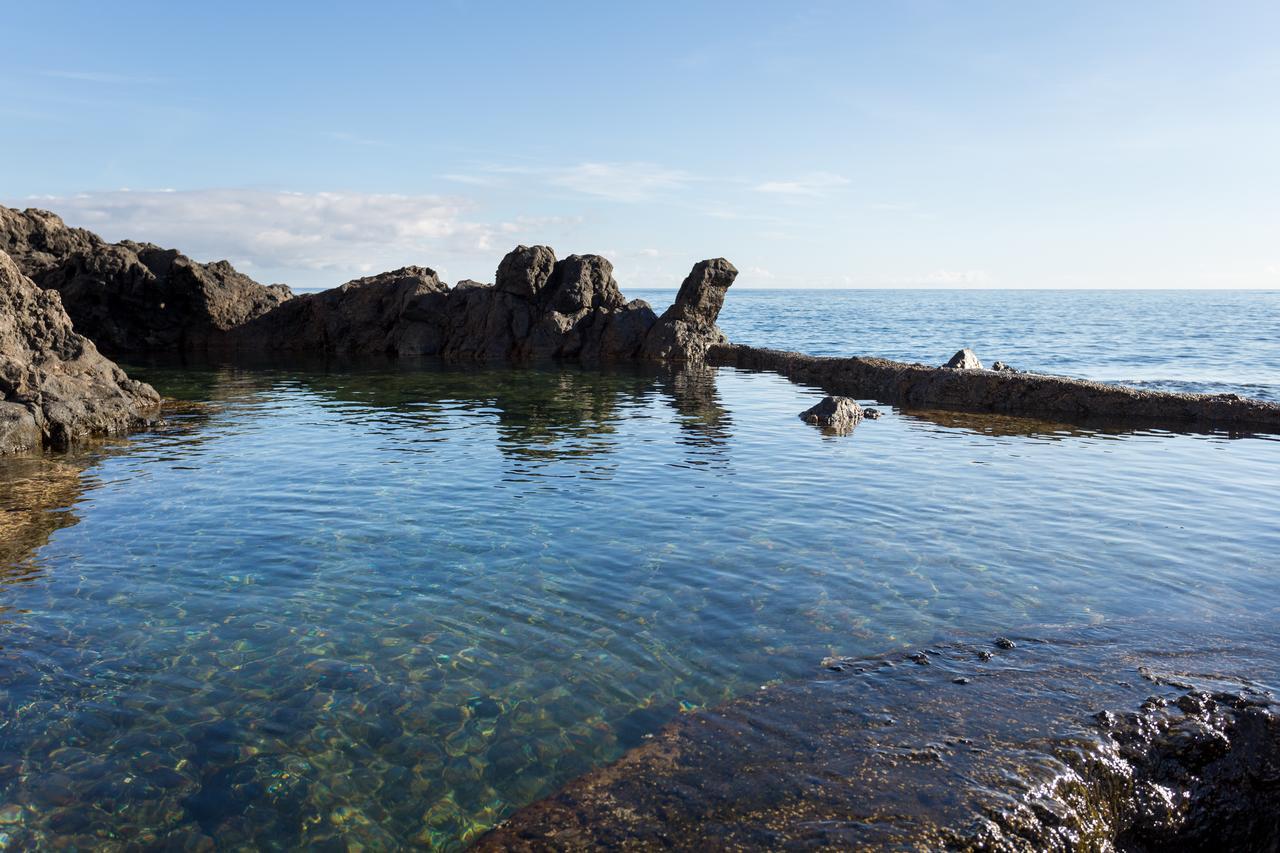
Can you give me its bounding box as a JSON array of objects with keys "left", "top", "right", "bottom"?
[
  {"left": 915, "top": 269, "right": 992, "bottom": 286},
  {"left": 547, "top": 162, "right": 691, "bottom": 202},
  {"left": 746, "top": 266, "right": 775, "bottom": 279},
  {"left": 20, "top": 189, "right": 535, "bottom": 288},
  {"left": 322, "top": 131, "right": 388, "bottom": 147},
  {"left": 444, "top": 161, "right": 692, "bottom": 203},
  {"left": 753, "top": 172, "right": 850, "bottom": 198},
  {"left": 441, "top": 172, "right": 507, "bottom": 188}
]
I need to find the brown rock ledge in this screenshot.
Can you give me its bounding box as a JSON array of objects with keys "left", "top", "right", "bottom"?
[{"left": 709, "top": 343, "right": 1280, "bottom": 433}]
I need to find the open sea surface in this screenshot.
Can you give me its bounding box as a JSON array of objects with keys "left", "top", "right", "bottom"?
[{"left": 1, "top": 290, "right": 1278, "bottom": 847}]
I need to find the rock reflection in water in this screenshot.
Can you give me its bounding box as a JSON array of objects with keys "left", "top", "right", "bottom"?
[{"left": 0, "top": 359, "right": 1276, "bottom": 849}]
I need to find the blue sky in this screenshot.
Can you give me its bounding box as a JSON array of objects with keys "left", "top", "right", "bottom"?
[{"left": 2, "top": 1, "right": 1277, "bottom": 290}]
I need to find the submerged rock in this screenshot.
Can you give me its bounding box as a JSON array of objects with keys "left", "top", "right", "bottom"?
[
  {"left": 0, "top": 250, "right": 159, "bottom": 453},
  {"left": 943, "top": 348, "right": 983, "bottom": 370},
  {"left": 799, "top": 395, "right": 863, "bottom": 433},
  {"left": 478, "top": 620, "right": 1280, "bottom": 851},
  {"left": 1, "top": 205, "right": 292, "bottom": 353}
]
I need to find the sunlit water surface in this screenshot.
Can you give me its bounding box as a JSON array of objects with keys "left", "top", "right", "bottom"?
[
  {"left": 633, "top": 288, "right": 1280, "bottom": 401},
  {"left": 1, "top": 359, "right": 1278, "bottom": 848}
]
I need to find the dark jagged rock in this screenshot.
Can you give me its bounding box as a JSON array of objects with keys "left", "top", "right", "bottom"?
[
  {"left": 494, "top": 244, "right": 556, "bottom": 298},
  {"left": 225, "top": 249, "right": 723, "bottom": 364},
  {"left": 799, "top": 395, "right": 863, "bottom": 433},
  {"left": 710, "top": 343, "right": 1280, "bottom": 433},
  {"left": 992, "top": 360, "right": 1016, "bottom": 372},
  {"left": 0, "top": 205, "right": 292, "bottom": 353},
  {"left": 478, "top": 619, "right": 1280, "bottom": 851},
  {"left": 641, "top": 258, "right": 738, "bottom": 362},
  {"left": 230, "top": 266, "right": 450, "bottom": 355},
  {"left": 0, "top": 250, "right": 159, "bottom": 453},
  {"left": 944, "top": 347, "right": 983, "bottom": 369},
  {"left": 0, "top": 207, "right": 732, "bottom": 365}
]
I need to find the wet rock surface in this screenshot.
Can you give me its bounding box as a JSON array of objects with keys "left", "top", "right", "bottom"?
[
  {"left": 0, "top": 251, "right": 159, "bottom": 453},
  {"left": 479, "top": 619, "right": 1280, "bottom": 851},
  {"left": 799, "top": 395, "right": 863, "bottom": 433},
  {"left": 1, "top": 206, "right": 292, "bottom": 353},
  {"left": 710, "top": 343, "right": 1280, "bottom": 433}
]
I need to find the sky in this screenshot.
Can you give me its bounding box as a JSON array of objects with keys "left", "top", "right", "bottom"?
[{"left": 2, "top": 1, "right": 1278, "bottom": 290}]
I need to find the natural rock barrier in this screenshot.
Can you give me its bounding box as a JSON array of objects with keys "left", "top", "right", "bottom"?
[
  {"left": 710, "top": 343, "right": 1280, "bottom": 433},
  {"left": 227, "top": 249, "right": 737, "bottom": 362},
  {"left": 1, "top": 207, "right": 740, "bottom": 364},
  {"left": 478, "top": 619, "right": 1280, "bottom": 850},
  {"left": 0, "top": 251, "right": 160, "bottom": 454},
  {"left": 8, "top": 202, "right": 1280, "bottom": 432}
]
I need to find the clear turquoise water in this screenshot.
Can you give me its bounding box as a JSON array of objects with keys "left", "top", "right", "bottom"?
[
  {"left": 0, "top": 296, "right": 1278, "bottom": 847},
  {"left": 634, "top": 288, "right": 1280, "bottom": 401}
]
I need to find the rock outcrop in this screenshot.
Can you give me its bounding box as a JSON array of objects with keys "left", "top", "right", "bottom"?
[
  {"left": 0, "top": 250, "right": 160, "bottom": 453},
  {"left": 641, "top": 258, "right": 738, "bottom": 361},
  {"left": 799, "top": 395, "right": 863, "bottom": 433},
  {"left": 229, "top": 247, "right": 732, "bottom": 363},
  {"left": 229, "top": 266, "right": 451, "bottom": 355},
  {"left": 1, "top": 205, "right": 292, "bottom": 353},
  {"left": 0, "top": 208, "right": 737, "bottom": 364}
]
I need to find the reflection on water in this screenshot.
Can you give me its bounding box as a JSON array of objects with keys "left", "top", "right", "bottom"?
[{"left": 0, "top": 359, "right": 1277, "bottom": 848}]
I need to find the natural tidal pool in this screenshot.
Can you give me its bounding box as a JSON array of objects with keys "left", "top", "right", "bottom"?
[{"left": 1, "top": 359, "right": 1278, "bottom": 848}]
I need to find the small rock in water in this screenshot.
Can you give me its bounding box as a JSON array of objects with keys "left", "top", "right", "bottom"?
[
  {"left": 991, "top": 361, "right": 1016, "bottom": 372},
  {"left": 908, "top": 652, "right": 930, "bottom": 666},
  {"left": 942, "top": 348, "right": 983, "bottom": 370},
  {"left": 977, "top": 650, "right": 994, "bottom": 662},
  {"left": 994, "top": 637, "right": 1016, "bottom": 650},
  {"left": 952, "top": 677, "right": 970, "bottom": 685},
  {"left": 799, "top": 395, "right": 863, "bottom": 433},
  {"left": 863, "top": 407, "right": 883, "bottom": 419}
]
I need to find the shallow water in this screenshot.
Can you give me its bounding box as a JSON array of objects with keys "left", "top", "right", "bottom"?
[
  {"left": 1, "top": 359, "right": 1278, "bottom": 848},
  {"left": 632, "top": 288, "right": 1280, "bottom": 400}
]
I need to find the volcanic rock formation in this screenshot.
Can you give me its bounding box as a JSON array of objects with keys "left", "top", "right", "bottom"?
[
  {"left": 1, "top": 205, "right": 292, "bottom": 353},
  {"left": 229, "top": 247, "right": 738, "bottom": 363},
  {"left": 0, "top": 250, "right": 159, "bottom": 454}
]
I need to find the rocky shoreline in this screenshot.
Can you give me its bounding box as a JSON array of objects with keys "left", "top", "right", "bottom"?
[
  {"left": 478, "top": 618, "right": 1280, "bottom": 850},
  {"left": 0, "top": 251, "right": 160, "bottom": 454},
  {"left": 5, "top": 203, "right": 1280, "bottom": 453}
]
